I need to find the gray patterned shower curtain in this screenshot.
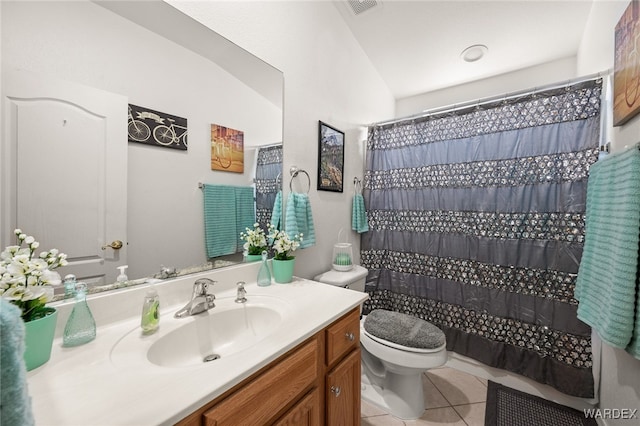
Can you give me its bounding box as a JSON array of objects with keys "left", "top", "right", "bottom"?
[
  {"left": 255, "top": 144, "right": 283, "bottom": 231},
  {"left": 361, "top": 79, "right": 602, "bottom": 398}
]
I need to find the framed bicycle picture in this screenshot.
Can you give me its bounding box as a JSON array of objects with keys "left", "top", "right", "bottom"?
[
  {"left": 211, "top": 124, "right": 244, "bottom": 173},
  {"left": 127, "top": 104, "right": 188, "bottom": 150},
  {"left": 317, "top": 121, "right": 344, "bottom": 192}
]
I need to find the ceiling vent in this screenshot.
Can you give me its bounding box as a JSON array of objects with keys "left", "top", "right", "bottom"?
[{"left": 347, "top": 0, "right": 379, "bottom": 16}]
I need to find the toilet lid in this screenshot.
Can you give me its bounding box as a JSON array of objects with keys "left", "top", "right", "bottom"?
[
  {"left": 362, "top": 328, "right": 446, "bottom": 354},
  {"left": 363, "top": 309, "right": 446, "bottom": 350}
]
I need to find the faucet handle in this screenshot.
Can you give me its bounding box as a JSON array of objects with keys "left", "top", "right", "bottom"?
[
  {"left": 193, "top": 278, "right": 216, "bottom": 296},
  {"left": 205, "top": 293, "right": 216, "bottom": 309},
  {"left": 235, "top": 281, "right": 247, "bottom": 303}
]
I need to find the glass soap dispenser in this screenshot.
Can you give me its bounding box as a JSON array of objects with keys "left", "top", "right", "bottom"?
[
  {"left": 257, "top": 250, "right": 271, "bottom": 287},
  {"left": 63, "top": 282, "right": 97, "bottom": 347},
  {"left": 141, "top": 284, "right": 160, "bottom": 334}
]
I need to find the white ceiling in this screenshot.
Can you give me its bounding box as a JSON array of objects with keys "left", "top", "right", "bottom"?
[{"left": 334, "top": 0, "right": 596, "bottom": 100}]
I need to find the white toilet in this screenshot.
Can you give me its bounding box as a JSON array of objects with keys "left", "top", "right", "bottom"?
[{"left": 314, "top": 266, "right": 448, "bottom": 420}]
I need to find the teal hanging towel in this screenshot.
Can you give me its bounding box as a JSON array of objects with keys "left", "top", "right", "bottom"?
[
  {"left": 270, "top": 190, "right": 283, "bottom": 230},
  {"left": 352, "top": 193, "right": 369, "bottom": 233},
  {"left": 0, "top": 299, "right": 35, "bottom": 426},
  {"left": 285, "top": 192, "right": 315, "bottom": 248},
  {"left": 203, "top": 184, "right": 255, "bottom": 258},
  {"left": 575, "top": 146, "right": 640, "bottom": 359}
]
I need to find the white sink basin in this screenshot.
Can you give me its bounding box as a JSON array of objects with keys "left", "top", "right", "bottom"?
[{"left": 110, "top": 295, "right": 290, "bottom": 369}]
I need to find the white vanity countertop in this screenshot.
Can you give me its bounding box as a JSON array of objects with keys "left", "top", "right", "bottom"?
[{"left": 27, "top": 267, "right": 367, "bottom": 426}]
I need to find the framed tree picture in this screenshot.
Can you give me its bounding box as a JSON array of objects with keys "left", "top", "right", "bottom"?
[{"left": 317, "top": 121, "right": 344, "bottom": 192}]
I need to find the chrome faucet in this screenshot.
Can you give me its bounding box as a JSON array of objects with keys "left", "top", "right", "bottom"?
[
  {"left": 235, "top": 281, "right": 247, "bottom": 303},
  {"left": 174, "top": 278, "right": 216, "bottom": 318}
]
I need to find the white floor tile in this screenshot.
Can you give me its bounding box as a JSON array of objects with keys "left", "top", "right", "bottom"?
[
  {"left": 405, "top": 406, "right": 466, "bottom": 425},
  {"left": 362, "top": 399, "right": 389, "bottom": 418},
  {"left": 453, "top": 402, "right": 486, "bottom": 426},
  {"left": 422, "top": 373, "right": 450, "bottom": 409},
  {"left": 426, "top": 367, "right": 488, "bottom": 405},
  {"left": 361, "top": 414, "right": 406, "bottom": 426}
]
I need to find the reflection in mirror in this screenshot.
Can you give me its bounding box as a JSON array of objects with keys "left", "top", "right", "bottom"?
[{"left": 1, "top": 0, "right": 283, "bottom": 295}]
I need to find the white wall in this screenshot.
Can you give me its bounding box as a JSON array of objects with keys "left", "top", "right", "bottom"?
[
  {"left": 1, "top": 1, "right": 281, "bottom": 279},
  {"left": 396, "top": 56, "right": 578, "bottom": 117},
  {"left": 168, "top": 0, "right": 395, "bottom": 279},
  {"left": 576, "top": 0, "right": 640, "bottom": 423}
]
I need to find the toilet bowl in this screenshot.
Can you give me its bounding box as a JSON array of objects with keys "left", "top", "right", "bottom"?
[{"left": 314, "top": 266, "right": 448, "bottom": 420}]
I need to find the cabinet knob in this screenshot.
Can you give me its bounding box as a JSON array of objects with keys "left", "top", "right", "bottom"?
[
  {"left": 330, "top": 386, "right": 341, "bottom": 397},
  {"left": 345, "top": 332, "right": 355, "bottom": 341}
]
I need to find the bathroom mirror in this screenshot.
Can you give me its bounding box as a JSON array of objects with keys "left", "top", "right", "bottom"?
[{"left": 1, "top": 0, "right": 283, "bottom": 291}]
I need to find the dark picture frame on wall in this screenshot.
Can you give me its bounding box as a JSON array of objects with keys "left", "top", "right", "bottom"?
[
  {"left": 317, "top": 121, "right": 344, "bottom": 192},
  {"left": 614, "top": 0, "right": 640, "bottom": 126}
]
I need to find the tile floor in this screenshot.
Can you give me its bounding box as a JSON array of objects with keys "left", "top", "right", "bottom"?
[{"left": 361, "top": 367, "right": 488, "bottom": 426}]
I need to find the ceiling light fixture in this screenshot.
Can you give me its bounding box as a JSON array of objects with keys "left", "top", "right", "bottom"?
[{"left": 461, "top": 44, "right": 488, "bottom": 62}]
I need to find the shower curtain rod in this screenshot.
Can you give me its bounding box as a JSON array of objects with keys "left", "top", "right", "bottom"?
[
  {"left": 256, "top": 142, "right": 283, "bottom": 149},
  {"left": 371, "top": 69, "right": 612, "bottom": 128}
]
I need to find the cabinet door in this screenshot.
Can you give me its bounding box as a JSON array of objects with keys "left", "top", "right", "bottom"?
[
  {"left": 274, "top": 388, "right": 319, "bottom": 426},
  {"left": 326, "top": 348, "right": 361, "bottom": 426},
  {"left": 204, "top": 338, "right": 318, "bottom": 426}
]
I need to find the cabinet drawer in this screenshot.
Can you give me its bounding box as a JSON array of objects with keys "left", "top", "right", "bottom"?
[
  {"left": 203, "top": 337, "right": 318, "bottom": 426},
  {"left": 325, "top": 308, "right": 360, "bottom": 366}
]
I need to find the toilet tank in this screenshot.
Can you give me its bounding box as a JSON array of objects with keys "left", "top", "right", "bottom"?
[{"left": 314, "top": 265, "right": 368, "bottom": 292}]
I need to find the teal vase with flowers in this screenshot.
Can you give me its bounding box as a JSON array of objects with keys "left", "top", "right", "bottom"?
[
  {"left": 268, "top": 225, "right": 302, "bottom": 284},
  {"left": 1, "top": 229, "right": 67, "bottom": 370}
]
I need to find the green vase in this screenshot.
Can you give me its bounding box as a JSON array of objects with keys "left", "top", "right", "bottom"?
[
  {"left": 245, "top": 254, "right": 263, "bottom": 262},
  {"left": 272, "top": 258, "right": 295, "bottom": 283},
  {"left": 23, "top": 308, "right": 58, "bottom": 371}
]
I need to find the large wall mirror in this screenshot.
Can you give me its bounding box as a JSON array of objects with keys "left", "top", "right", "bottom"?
[{"left": 1, "top": 0, "right": 284, "bottom": 291}]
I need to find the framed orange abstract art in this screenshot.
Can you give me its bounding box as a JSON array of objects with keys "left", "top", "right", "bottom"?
[
  {"left": 210, "top": 124, "right": 244, "bottom": 173},
  {"left": 614, "top": 0, "right": 640, "bottom": 126}
]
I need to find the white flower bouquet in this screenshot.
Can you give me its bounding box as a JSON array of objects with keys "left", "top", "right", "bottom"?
[
  {"left": 268, "top": 225, "right": 303, "bottom": 261},
  {"left": 240, "top": 223, "right": 268, "bottom": 255},
  {"left": 0, "top": 229, "right": 67, "bottom": 322}
]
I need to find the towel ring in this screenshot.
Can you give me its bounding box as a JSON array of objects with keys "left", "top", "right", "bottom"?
[
  {"left": 289, "top": 166, "right": 310, "bottom": 194},
  {"left": 275, "top": 172, "right": 282, "bottom": 191}
]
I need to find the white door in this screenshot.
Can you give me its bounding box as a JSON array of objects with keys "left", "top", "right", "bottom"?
[{"left": 2, "top": 69, "right": 128, "bottom": 286}]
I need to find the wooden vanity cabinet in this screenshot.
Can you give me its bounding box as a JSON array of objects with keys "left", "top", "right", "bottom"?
[
  {"left": 176, "top": 307, "right": 361, "bottom": 426},
  {"left": 324, "top": 307, "right": 361, "bottom": 426}
]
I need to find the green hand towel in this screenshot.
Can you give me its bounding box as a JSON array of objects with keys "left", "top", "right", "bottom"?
[
  {"left": 235, "top": 186, "right": 256, "bottom": 250},
  {"left": 0, "top": 299, "right": 35, "bottom": 426},
  {"left": 285, "top": 192, "right": 315, "bottom": 248},
  {"left": 575, "top": 147, "right": 640, "bottom": 359},
  {"left": 270, "top": 190, "right": 282, "bottom": 231},
  {"left": 203, "top": 184, "right": 237, "bottom": 258},
  {"left": 352, "top": 193, "right": 369, "bottom": 233}
]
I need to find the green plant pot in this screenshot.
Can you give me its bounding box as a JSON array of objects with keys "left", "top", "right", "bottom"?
[
  {"left": 245, "top": 254, "right": 263, "bottom": 262},
  {"left": 23, "top": 308, "right": 58, "bottom": 371},
  {"left": 272, "top": 258, "right": 295, "bottom": 284}
]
